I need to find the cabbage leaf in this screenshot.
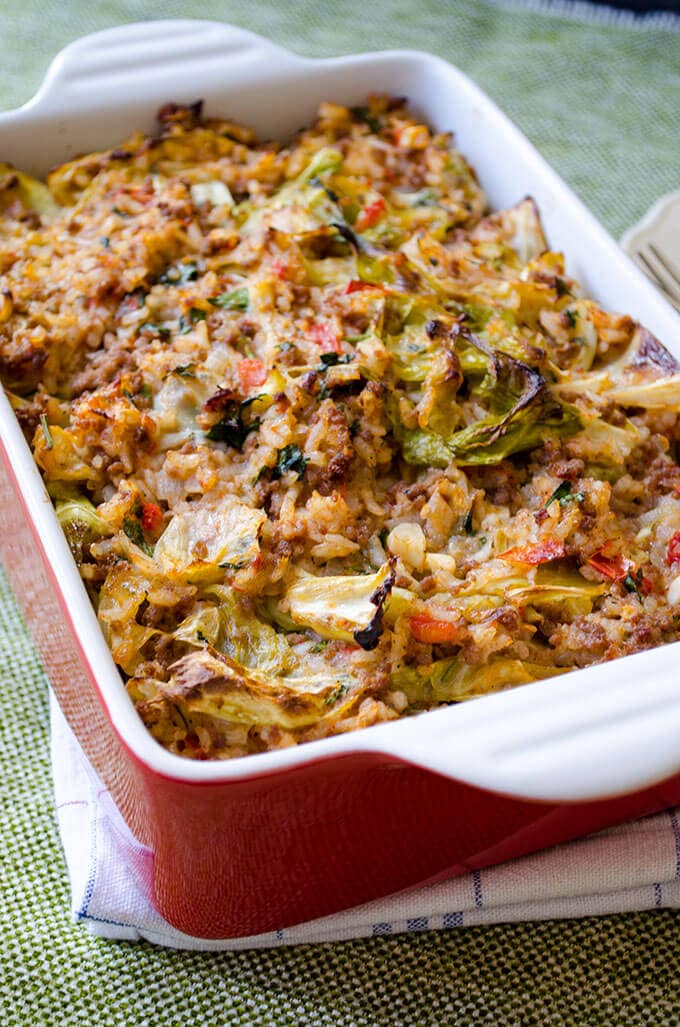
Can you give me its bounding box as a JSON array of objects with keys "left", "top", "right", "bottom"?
[
  {"left": 154, "top": 497, "right": 265, "bottom": 582},
  {"left": 392, "top": 655, "right": 565, "bottom": 706},
  {"left": 555, "top": 324, "right": 680, "bottom": 408},
  {"left": 56, "top": 496, "right": 111, "bottom": 563},
  {"left": 201, "top": 585, "right": 295, "bottom": 676},
  {"left": 0, "top": 163, "right": 60, "bottom": 222},
  {"left": 390, "top": 328, "right": 581, "bottom": 467},
  {"left": 285, "top": 561, "right": 396, "bottom": 649},
  {"left": 158, "top": 648, "right": 355, "bottom": 730}
]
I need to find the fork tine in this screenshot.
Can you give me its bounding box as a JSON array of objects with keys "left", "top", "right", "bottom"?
[
  {"left": 648, "top": 242, "right": 680, "bottom": 289},
  {"left": 636, "top": 246, "right": 680, "bottom": 310},
  {"left": 637, "top": 250, "right": 668, "bottom": 290}
]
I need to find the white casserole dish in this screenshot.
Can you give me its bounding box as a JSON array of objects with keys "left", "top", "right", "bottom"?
[{"left": 1, "top": 20, "right": 680, "bottom": 937}]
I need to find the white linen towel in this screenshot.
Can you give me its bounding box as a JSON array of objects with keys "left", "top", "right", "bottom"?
[{"left": 50, "top": 692, "right": 680, "bottom": 951}]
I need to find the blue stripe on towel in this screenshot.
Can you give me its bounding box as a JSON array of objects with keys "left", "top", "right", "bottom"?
[
  {"left": 76, "top": 783, "right": 99, "bottom": 919},
  {"left": 406, "top": 917, "right": 429, "bottom": 932},
  {"left": 472, "top": 870, "right": 483, "bottom": 909},
  {"left": 669, "top": 810, "right": 680, "bottom": 878}
]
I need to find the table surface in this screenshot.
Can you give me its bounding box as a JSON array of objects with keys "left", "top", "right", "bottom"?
[{"left": 1, "top": 2, "right": 679, "bottom": 1025}]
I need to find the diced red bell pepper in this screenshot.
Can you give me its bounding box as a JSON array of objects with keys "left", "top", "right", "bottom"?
[
  {"left": 666, "top": 532, "right": 680, "bottom": 566},
  {"left": 343, "top": 279, "right": 383, "bottom": 295},
  {"left": 355, "top": 197, "right": 386, "bottom": 232},
  {"left": 271, "top": 258, "right": 288, "bottom": 281},
  {"left": 409, "top": 614, "right": 461, "bottom": 645},
  {"left": 500, "top": 538, "right": 566, "bottom": 565},
  {"left": 337, "top": 642, "right": 361, "bottom": 654},
  {"left": 237, "top": 358, "right": 267, "bottom": 390},
  {"left": 640, "top": 575, "right": 655, "bottom": 595},
  {"left": 141, "top": 502, "right": 163, "bottom": 533},
  {"left": 586, "top": 551, "right": 634, "bottom": 581},
  {"left": 309, "top": 321, "right": 343, "bottom": 354}
]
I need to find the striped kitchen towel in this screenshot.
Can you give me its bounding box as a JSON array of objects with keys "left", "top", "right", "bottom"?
[{"left": 51, "top": 691, "right": 680, "bottom": 951}]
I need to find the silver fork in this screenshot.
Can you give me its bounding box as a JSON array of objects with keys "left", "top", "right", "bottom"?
[{"left": 633, "top": 241, "right": 680, "bottom": 313}]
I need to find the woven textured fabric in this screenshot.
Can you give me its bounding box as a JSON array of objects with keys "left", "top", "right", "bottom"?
[
  {"left": 1, "top": 0, "right": 678, "bottom": 239},
  {"left": 1, "top": 1, "right": 680, "bottom": 1023}
]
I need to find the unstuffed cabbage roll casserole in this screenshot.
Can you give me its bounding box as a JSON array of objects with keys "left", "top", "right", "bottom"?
[{"left": 2, "top": 97, "right": 680, "bottom": 759}]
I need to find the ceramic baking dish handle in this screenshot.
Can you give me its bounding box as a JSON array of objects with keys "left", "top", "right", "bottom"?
[
  {"left": 24, "top": 20, "right": 301, "bottom": 114},
  {"left": 379, "top": 644, "right": 680, "bottom": 803}
]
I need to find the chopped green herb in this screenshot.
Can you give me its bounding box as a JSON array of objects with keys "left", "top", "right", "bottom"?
[
  {"left": 623, "top": 573, "right": 640, "bottom": 597},
  {"left": 318, "top": 352, "right": 352, "bottom": 370},
  {"left": 123, "top": 516, "right": 154, "bottom": 556},
  {"left": 166, "top": 364, "right": 196, "bottom": 379},
  {"left": 39, "top": 414, "right": 53, "bottom": 450},
  {"left": 272, "top": 444, "right": 307, "bottom": 480},
  {"left": 410, "top": 187, "right": 438, "bottom": 207},
  {"left": 624, "top": 568, "right": 644, "bottom": 600},
  {"left": 309, "top": 640, "right": 329, "bottom": 654},
  {"left": 112, "top": 205, "right": 131, "bottom": 218},
  {"left": 209, "top": 287, "right": 249, "bottom": 310},
  {"left": 349, "top": 418, "right": 360, "bottom": 438},
  {"left": 219, "top": 559, "right": 247, "bottom": 571},
  {"left": 240, "top": 393, "right": 266, "bottom": 411},
  {"left": 196, "top": 630, "right": 208, "bottom": 643},
  {"left": 463, "top": 509, "right": 475, "bottom": 535},
  {"left": 379, "top": 528, "right": 389, "bottom": 548},
  {"left": 324, "top": 682, "right": 349, "bottom": 706},
  {"left": 545, "top": 481, "right": 585, "bottom": 508},
  {"left": 206, "top": 401, "right": 259, "bottom": 450},
  {"left": 159, "top": 261, "right": 199, "bottom": 286},
  {"left": 564, "top": 308, "right": 577, "bottom": 329},
  {"left": 178, "top": 307, "right": 207, "bottom": 334},
  {"left": 140, "top": 321, "right": 170, "bottom": 340},
  {"left": 351, "top": 106, "right": 381, "bottom": 134},
  {"left": 555, "top": 277, "right": 570, "bottom": 298},
  {"left": 123, "top": 383, "right": 153, "bottom": 406}
]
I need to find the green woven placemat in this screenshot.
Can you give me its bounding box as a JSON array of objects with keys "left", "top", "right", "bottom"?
[{"left": 1, "top": 2, "right": 679, "bottom": 1024}]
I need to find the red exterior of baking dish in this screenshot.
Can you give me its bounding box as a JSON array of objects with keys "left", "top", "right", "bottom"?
[
  {"left": 2, "top": 21, "right": 680, "bottom": 940},
  {"left": 3, "top": 446, "right": 680, "bottom": 939}
]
